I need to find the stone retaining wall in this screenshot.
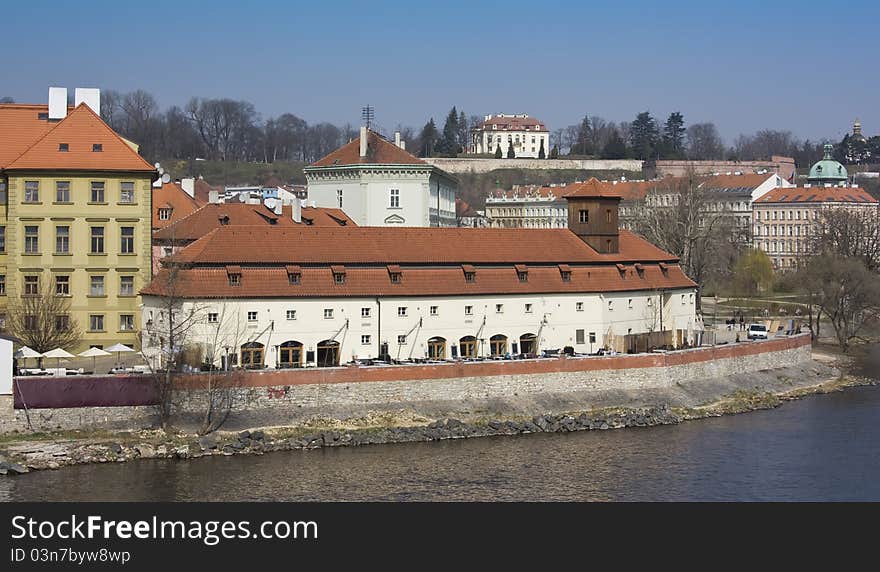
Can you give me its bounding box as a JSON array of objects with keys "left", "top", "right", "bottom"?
[
  {"left": 1, "top": 335, "right": 812, "bottom": 433},
  {"left": 423, "top": 157, "right": 643, "bottom": 174}
]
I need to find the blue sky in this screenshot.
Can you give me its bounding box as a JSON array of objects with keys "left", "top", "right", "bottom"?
[{"left": 4, "top": 0, "right": 877, "bottom": 143}]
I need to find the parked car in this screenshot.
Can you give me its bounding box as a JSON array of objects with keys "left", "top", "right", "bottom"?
[{"left": 747, "top": 324, "right": 769, "bottom": 340}]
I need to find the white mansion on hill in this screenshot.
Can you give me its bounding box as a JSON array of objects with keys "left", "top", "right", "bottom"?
[
  {"left": 141, "top": 184, "right": 698, "bottom": 370},
  {"left": 472, "top": 114, "right": 550, "bottom": 158},
  {"left": 304, "top": 127, "right": 457, "bottom": 227}
]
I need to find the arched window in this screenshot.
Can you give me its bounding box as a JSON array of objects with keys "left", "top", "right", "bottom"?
[
  {"left": 490, "top": 334, "right": 508, "bottom": 357},
  {"left": 427, "top": 337, "right": 446, "bottom": 359},
  {"left": 316, "top": 340, "right": 340, "bottom": 367},
  {"left": 459, "top": 336, "right": 477, "bottom": 358},
  {"left": 519, "top": 333, "right": 537, "bottom": 356},
  {"left": 240, "top": 342, "right": 264, "bottom": 368},
  {"left": 279, "top": 340, "right": 303, "bottom": 367}
]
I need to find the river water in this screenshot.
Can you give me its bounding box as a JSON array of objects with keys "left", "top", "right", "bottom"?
[{"left": 3, "top": 347, "right": 879, "bottom": 502}]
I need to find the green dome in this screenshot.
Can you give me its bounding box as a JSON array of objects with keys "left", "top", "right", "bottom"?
[{"left": 808, "top": 143, "right": 847, "bottom": 183}]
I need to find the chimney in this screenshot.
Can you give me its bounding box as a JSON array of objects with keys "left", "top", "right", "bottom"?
[
  {"left": 180, "top": 177, "right": 195, "bottom": 198},
  {"left": 400, "top": 140, "right": 406, "bottom": 151},
  {"left": 48, "top": 87, "right": 67, "bottom": 120},
  {"left": 208, "top": 190, "right": 220, "bottom": 203},
  {"left": 273, "top": 200, "right": 282, "bottom": 215},
  {"left": 292, "top": 199, "right": 302, "bottom": 224},
  {"left": 359, "top": 126, "right": 368, "bottom": 157},
  {"left": 394, "top": 131, "right": 401, "bottom": 148},
  {"left": 74, "top": 88, "right": 100, "bottom": 114}
]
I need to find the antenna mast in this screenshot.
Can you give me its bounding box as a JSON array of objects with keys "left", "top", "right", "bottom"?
[{"left": 361, "top": 105, "right": 374, "bottom": 130}]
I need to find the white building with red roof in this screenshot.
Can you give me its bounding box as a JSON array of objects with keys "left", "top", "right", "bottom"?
[
  {"left": 472, "top": 114, "right": 550, "bottom": 158},
  {"left": 140, "top": 184, "right": 698, "bottom": 370},
  {"left": 304, "top": 127, "right": 457, "bottom": 227}
]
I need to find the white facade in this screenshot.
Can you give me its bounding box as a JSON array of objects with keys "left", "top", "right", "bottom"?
[
  {"left": 305, "top": 128, "right": 457, "bottom": 227},
  {"left": 141, "top": 288, "right": 697, "bottom": 370},
  {"left": 306, "top": 166, "right": 456, "bottom": 227},
  {"left": 0, "top": 337, "right": 12, "bottom": 395},
  {"left": 473, "top": 114, "right": 550, "bottom": 158},
  {"left": 485, "top": 186, "right": 568, "bottom": 228}
]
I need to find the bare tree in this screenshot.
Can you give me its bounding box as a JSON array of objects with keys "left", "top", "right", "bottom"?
[
  {"left": 686, "top": 122, "right": 726, "bottom": 160},
  {"left": 6, "top": 284, "right": 82, "bottom": 353},
  {"left": 140, "top": 261, "right": 207, "bottom": 430},
  {"left": 798, "top": 254, "right": 880, "bottom": 352},
  {"left": 635, "top": 172, "right": 739, "bottom": 307},
  {"left": 811, "top": 207, "right": 880, "bottom": 272}
]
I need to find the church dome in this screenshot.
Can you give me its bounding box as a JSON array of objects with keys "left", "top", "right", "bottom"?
[{"left": 808, "top": 143, "right": 848, "bottom": 183}]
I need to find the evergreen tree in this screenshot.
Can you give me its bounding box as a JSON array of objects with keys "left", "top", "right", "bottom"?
[
  {"left": 538, "top": 139, "right": 546, "bottom": 159},
  {"left": 457, "top": 110, "right": 469, "bottom": 152},
  {"left": 549, "top": 144, "right": 559, "bottom": 159},
  {"left": 417, "top": 118, "right": 439, "bottom": 157},
  {"left": 661, "top": 111, "right": 686, "bottom": 158},
  {"left": 629, "top": 111, "right": 659, "bottom": 159},
  {"left": 438, "top": 106, "right": 460, "bottom": 156},
  {"left": 494, "top": 143, "right": 503, "bottom": 158},
  {"left": 507, "top": 141, "right": 516, "bottom": 158},
  {"left": 601, "top": 128, "right": 628, "bottom": 159},
  {"left": 570, "top": 115, "right": 592, "bottom": 155}
]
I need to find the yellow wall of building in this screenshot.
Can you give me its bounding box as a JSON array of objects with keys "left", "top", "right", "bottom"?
[{"left": 0, "top": 171, "right": 152, "bottom": 351}]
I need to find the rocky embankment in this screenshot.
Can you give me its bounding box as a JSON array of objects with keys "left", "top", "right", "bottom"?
[{"left": 1, "top": 371, "right": 874, "bottom": 475}]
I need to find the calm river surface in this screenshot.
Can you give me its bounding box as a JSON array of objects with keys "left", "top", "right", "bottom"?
[{"left": 3, "top": 347, "right": 879, "bottom": 502}]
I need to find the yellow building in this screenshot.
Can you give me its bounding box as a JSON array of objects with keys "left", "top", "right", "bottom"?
[{"left": 0, "top": 101, "right": 156, "bottom": 351}]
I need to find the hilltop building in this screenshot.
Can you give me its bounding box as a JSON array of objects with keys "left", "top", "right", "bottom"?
[
  {"left": 141, "top": 184, "right": 698, "bottom": 370},
  {"left": 0, "top": 88, "right": 156, "bottom": 350},
  {"left": 472, "top": 114, "right": 550, "bottom": 158},
  {"left": 304, "top": 128, "right": 457, "bottom": 227}
]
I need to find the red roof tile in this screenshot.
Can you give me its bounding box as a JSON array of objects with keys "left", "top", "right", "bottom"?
[
  {"left": 152, "top": 181, "right": 201, "bottom": 229},
  {"left": 477, "top": 115, "right": 547, "bottom": 132},
  {"left": 755, "top": 186, "right": 877, "bottom": 204},
  {"left": 0, "top": 104, "right": 59, "bottom": 167},
  {"left": 143, "top": 263, "right": 694, "bottom": 299},
  {"left": 152, "top": 202, "right": 356, "bottom": 242},
  {"left": 309, "top": 130, "right": 426, "bottom": 167},
  {"left": 168, "top": 226, "right": 679, "bottom": 266},
  {"left": 561, "top": 178, "right": 624, "bottom": 199},
  {"left": 3, "top": 104, "right": 155, "bottom": 172}
]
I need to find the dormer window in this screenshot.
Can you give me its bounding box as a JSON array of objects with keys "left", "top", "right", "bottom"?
[
  {"left": 635, "top": 263, "right": 645, "bottom": 278},
  {"left": 515, "top": 264, "right": 528, "bottom": 283},
  {"left": 387, "top": 264, "right": 402, "bottom": 284},
  {"left": 558, "top": 264, "right": 572, "bottom": 282},
  {"left": 218, "top": 215, "right": 230, "bottom": 225},
  {"left": 331, "top": 265, "right": 346, "bottom": 285},
  {"left": 92, "top": 143, "right": 103, "bottom": 152},
  {"left": 158, "top": 208, "right": 171, "bottom": 221},
  {"left": 286, "top": 265, "right": 301, "bottom": 285},
  {"left": 462, "top": 264, "right": 476, "bottom": 283},
  {"left": 226, "top": 266, "right": 242, "bottom": 286},
  {"left": 616, "top": 263, "right": 627, "bottom": 277},
  {"left": 658, "top": 262, "right": 669, "bottom": 276},
  {"left": 58, "top": 143, "right": 69, "bottom": 152}
]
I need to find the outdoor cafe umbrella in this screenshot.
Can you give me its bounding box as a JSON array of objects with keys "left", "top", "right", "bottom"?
[
  {"left": 78, "top": 346, "right": 111, "bottom": 372},
  {"left": 105, "top": 343, "right": 135, "bottom": 368},
  {"left": 42, "top": 347, "right": 76, "bottom": 372},
  {"left": 13, "top": 345, "right": 42, "bottom": 369}
]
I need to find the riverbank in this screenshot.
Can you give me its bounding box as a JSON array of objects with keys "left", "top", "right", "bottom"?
[{"left": 1, "top": 347, "right": 874, "bottom": 475}]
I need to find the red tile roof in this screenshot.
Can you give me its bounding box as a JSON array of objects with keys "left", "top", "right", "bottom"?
[
  {"left": 309, "top": 130, "right": 426, "bottom": 167},
  {"left": 0, "top": 104, "right": 59, "bottom": 167},
  {"left": 477, "top": 115, "right": 547, "bottom": 132},
  {"left": 755, "top": 186, "right": 877, "bottom": 204},
  {"left": 560, "top": 178, "right": 624, "bottom": 199},
  {"left": 152, "top": 181, "right": 202, "bottom": 230},
  {"left": 168, "top": 225, "right": 679, "bottom": 266},
  {"left": 193, "top": 178, "right": 219, "bottom": 204},
  {"left": 143, "top": 261, "right": 694, "bottom": 299},
  {"left": 152, "top": 202, "right": 355, "bottom": 242},
  {"left": 2, "top": 104, "right": 155, "bottom": 172}
]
